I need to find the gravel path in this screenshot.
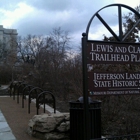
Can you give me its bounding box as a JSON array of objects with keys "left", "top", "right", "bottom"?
[{"left": 0, "top": 96, "right": 47, "bottom": 140}]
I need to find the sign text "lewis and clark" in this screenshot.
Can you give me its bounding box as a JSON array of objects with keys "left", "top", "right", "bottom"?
[{"left": 87, "top": 41, "right": 140, "bottom": 64}]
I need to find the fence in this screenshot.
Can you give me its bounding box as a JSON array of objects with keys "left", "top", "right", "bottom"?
[{"left": 9, "top": 81, "right": 56, "bottom": 115}]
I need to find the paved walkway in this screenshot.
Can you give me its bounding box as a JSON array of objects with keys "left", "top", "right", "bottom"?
[
  {"left": 0, "top": 84, "right": 60, "bottom": 140},
  {"left": 0, "top": 96, "right": 50, "bottom": 140},
  {"left": 0, "top": 110, "right": 16, "bottom": 140}
]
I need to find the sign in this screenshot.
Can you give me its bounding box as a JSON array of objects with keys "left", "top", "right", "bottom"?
[
  {"left": 88, "top": 72, "right": 140, "bottom": 95},
  {"left": 87, "top": 41, "right": 140, "bottom": 64}
]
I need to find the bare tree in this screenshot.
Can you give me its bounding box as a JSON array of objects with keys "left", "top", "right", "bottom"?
[{"left": 17, "top": 27, "right": 83, "bottom": 100}]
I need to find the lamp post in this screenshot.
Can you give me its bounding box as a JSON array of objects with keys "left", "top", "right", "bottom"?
[{"left": 12, "top": 64, "right": 15, "bottom": 82}]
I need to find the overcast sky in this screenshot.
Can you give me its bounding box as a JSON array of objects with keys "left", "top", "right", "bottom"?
[{"left": 0, "top": 0, "right": 140, "bottom": 48}]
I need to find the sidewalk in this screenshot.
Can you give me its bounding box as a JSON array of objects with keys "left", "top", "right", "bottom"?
[
  {"left": 0, "top": 110, "right": 16, "bottom": 140},
  {"left": 0, "top": 96, "right": 45, "bottom": 140}
]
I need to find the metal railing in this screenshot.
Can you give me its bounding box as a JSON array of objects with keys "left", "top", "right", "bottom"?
[
  {"left": 9, "top": 81, "right": 56, "bottom": 115},
  {"left": 22, "top": 85, "right": 34, "bottom": 108},
  {"left": 17, "top": 82, "right": 27, "bottom": 104},
  {"left": 36, "top": 91, "right": 56, "bottom": 115},
  {"left": 28, "top": 87, "right": 43, "bottom": 114},
  {"left": 9, "top": 81, "right": 23, "bottom": 99}
]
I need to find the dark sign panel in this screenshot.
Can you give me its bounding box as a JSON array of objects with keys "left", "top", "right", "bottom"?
[
  {"left": 88, "top": 72, "right": 140, "bottom": 95},
  {"left": 87, "top": 41, "right": 140, "bottom": 64}
]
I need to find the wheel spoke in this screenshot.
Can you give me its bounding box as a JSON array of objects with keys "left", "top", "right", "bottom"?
[
  {"left": 118, "top": 5, "right": 123, "bottom": 41},
  {"left": 96, "top": 13, "right": 120, "bottom": 41}
]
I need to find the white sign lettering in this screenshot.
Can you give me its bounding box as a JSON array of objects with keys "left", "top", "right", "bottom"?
[{"left": 89, "top": 42, "right": 140, "bottom": 63}]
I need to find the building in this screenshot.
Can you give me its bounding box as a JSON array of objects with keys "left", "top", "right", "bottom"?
[{"left": 0, "top": 25, "right": 18, "bottom": 64}]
